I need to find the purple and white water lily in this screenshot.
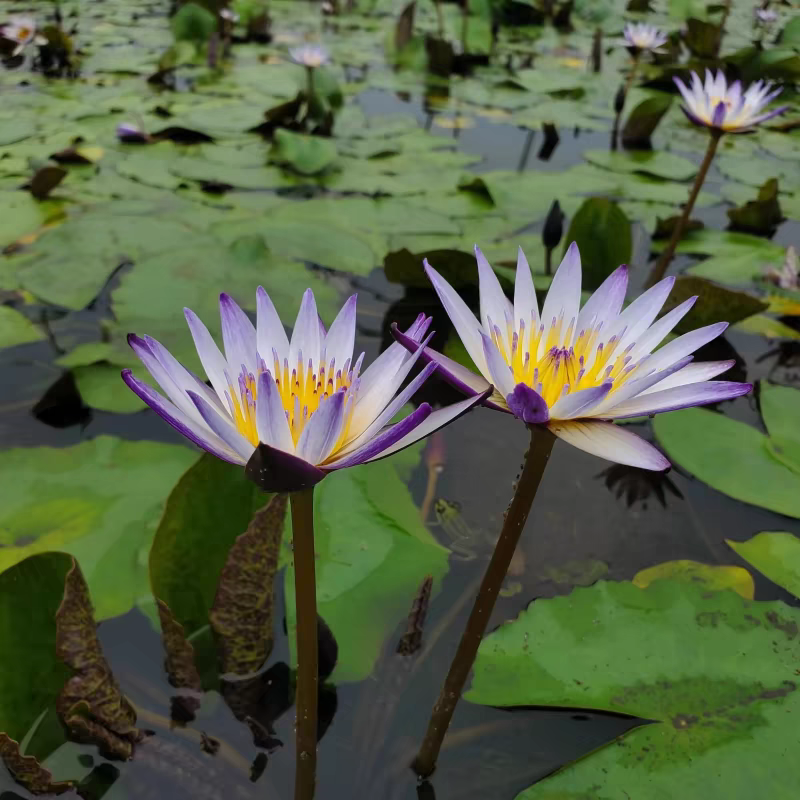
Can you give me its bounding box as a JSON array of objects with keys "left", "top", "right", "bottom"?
[
  {"left": 1, "top": 15, "right": 38, "bottom": 56},
  {"left": 122, "top": 289, "right": 488, "bottom": 492},
  {"left": 289, "top": 43, "right": 330, "bottom": 68},
  {"left": 754, "top": 8, "right": 778, "bottom": 25},
  {"left": 622, "top": 22, "right": 667, "bottom": 53},
  {"left": 393, "top": 243, "right": 752, "bottom": 471},
  {"left": 674, "top": 70, "right": 787, "bottom": 133}
]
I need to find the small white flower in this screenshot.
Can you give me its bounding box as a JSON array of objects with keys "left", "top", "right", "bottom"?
[
  {"left": 1, "top": 15, "right": 37, "bottom": 56},
  {"left": 289, "top": 43, "right": 330, "bottom": 68},
  {"left": 766, "top": 246, "right": 799, "bottom": 291},
  {"left": 754, "top": 8, "right": 778, "bottom": 24},
  {"left": 220, "top": 8, "right": 239, "bottom": 23},
  {"left": 622, "top": 22, "right": 668, "bottom": 53},
  {"left": 674, "top": 69, "right": 788, "bottom": 133}
]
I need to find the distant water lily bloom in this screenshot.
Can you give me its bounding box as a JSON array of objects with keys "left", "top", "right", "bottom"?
[
  {"left": 623, "top": 22, "right": 667, "bottom": 53},
  {"left": 1, "top": 15, "right": 38, "bottom": 55},
  {"left": 116, "top": 122, "right": 150, "bottom": 143},
  {"left": 674, "top": 70, "right": 788, "bottom": 133},
  {"left": 220, "top": 8, "right": 239, "bottom": 22},
  {"left": 289, "top": 43, "right": 329, "bottom": 68},
  {"left": 754, "top": 8, "right": 778, "bottom": 24},
  {"left": 122, "top": 290, "right": 486, "bottom": 491},
  {"left": 394, "top": 244, "right": 752, "bottom": 471}
]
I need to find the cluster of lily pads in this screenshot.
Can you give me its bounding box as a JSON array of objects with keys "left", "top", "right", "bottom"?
[{"left": 1, "top": 0, "right": 800, "bottom": 799}]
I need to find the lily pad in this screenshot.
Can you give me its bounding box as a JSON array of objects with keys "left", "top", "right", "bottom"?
[
  {"left": 760, "top": 382, "right": 800, "bottom": 473},
  {"left": 633, "top": 559, "right": 755, "bottom": 599},
  {"left": 270, "top": 129, "right": 338, "bottom": 176},
  {"left": 0, "top": 438, "right": 199, "bottom": 620},
  {"left": 584, "top": 149, "right": 698, "bottom": 181},
  {"left": 73, "top": 364, "right": 147, "bottom": 413},
  {"left": 284, "top": 444, "right": 449, "bottom": 682},
  {"left": 653, "top": 405, "right": 800, "bottom": 519},
  {"left": 0, "top": 306, "right": 44, "bottom": 349},
  {"left": 727, "top": 532, "right": 800, "bottom": 600},
  {"left": 468, "top": 580, "right": 800, "bottom": 800}
]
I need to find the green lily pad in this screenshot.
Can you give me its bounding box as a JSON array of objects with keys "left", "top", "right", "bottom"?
[
  {"left": 73, "top": 364, "right": 147, "bottom": 413},
  {"left": 760, "top": 382, "right": 800, "bottom": 474},
  {"left": 270, "top": 129, "right": 338, "bottom": 176},
  {"left": 284, "top": 444, "right": 449, "bottom": 682},
  {"left": 633, "top": 559, "right": 755, "bottom": 599},
  {"left": 584, "top": 149, "right": 698, "bottom": 181},
  {"left": 564, "top": 198, "right": 631, "bottom": 290},
  {"left": 0, "top": 554, "right": 73, "bottom": 744},
  {"left": 733, "top": 314, "right": 800, "bottom": 341},
  {"left": 468, "top": 580, "right": 800, "bottom": 800},
  {"left": 621, "top": 94, "right": 673, "bottom": 148},
  {"left": 727, "top": 532, "right": 800, "bottom": 600},
  {"left": 0, "top": 307, "right": 44, "bottom": 349},
  {"left": 0, "top": 438, "right": 199, "bottom": 621},
  {"left": 653, "top": 405, "right": 800, "bottom": 519}
]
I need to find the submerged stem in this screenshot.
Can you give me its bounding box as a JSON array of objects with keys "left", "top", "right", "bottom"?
[
  {"left": 612, "top": 54, "right": 639, "bottom": 147},
  {"left": 645, "top": 130, "right": 721, "bottom": 288},
  {"left": 412, "top": 426, "right": 556, "bottom": 778},
  {"left": 291, "top": 488, "right": 318, "bottom": 800}
]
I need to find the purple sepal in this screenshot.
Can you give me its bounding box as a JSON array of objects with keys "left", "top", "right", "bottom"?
[
  {"left": 390, "top": 322, "right": 507, "bottom": 413},
  {"left": 328, "top": 403, "right": 433, "bottom": 469},
  {"left": 711, "top": 101, "right": 727, "bottom": 129},
  {"left": 245, "top": 443, "right": 327, "bottom": 492},
  {"left": 507, "top": 383, "right": 550, "bottom": 424}
]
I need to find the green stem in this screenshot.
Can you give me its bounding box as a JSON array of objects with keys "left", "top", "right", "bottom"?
[
  {"left": 461, "top": 0, "right": 469, "bottom": 54},
  {"left": 434, "top": 0, "right": 444, "bottom": 39},
  {"left": 645, "top": 130, "right": 721, "bottom": 288},
  {"left": 306, "top": 65, "right": 315, "bottom": 101},
  {"left": 544, "top": 247, "right": 553, "bottom": 276},
  {"left": 412, "top": 426, "right": 556, "bottom": 778},
  {"left": 291, "top": 488, "right": 318, "bottom": 800},
  {"left": 612, "top": 54, "right": 639, "bottom": 145}
]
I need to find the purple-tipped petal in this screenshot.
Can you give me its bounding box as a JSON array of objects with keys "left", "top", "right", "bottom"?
[
  {"left": 514, "top": 247, "right": 539, "bottom": 339},
  {"left": 358, "top": 315, "right": 432, "bottom": 400},
  {"left": 507, "top": 383, "right": 550, "bottom": 424},
  {"left": 324, "top": 403, "right": 433, "bottom": 469},
  {"left": 576, "top": 265, "right": 628, "bottom": 335},
  {"left": 359, "top": 389, "right": 493, "bottom": 465},
  {"left": 424, "top": 259, "right": 488, "bottom": 376},
  {"left": 186, "top": 390, "right": 255, "bottom": 462},
  {"left": 323, "top": 294, "right": 357, "bottom": 371},
  {"left": 549, "top": 382, "right": 613, "bottom": 420},
  {"left": 644, "top": 321, "right": 728, "bottom": 374},
  {"left": 475, "top": 245, "right": 513, "bottom": 352},
  {"left": 296, "top": 389, "right": 347, "bottom": 465},
  {"left": 549, "top": 419, "right": 670, "bottom": 471},
  {"left": 481, "top": 333, "right": 515, "bottom": 397},
  {"left": 121, "top": 370, "right": 244, "bottom": 465},
  {"left": 184, "top": 307, "right": 231, "bottom": 404},
  {"left": 255, "top": 371, "right": 295, "bottom": 453},
  {"left": 679, "top": 105, "right": 706, "bottom": 128},
  {"left": 602, "top": 380, "right": 752, "bottom": 419},
  {"left": 256, "top": 286, "right": 289, "bottom": 363},
  {"left": 245, "top": 442, "right": 327, "bottom": 492},
  {"left": 627, "top": 295, "right": 698, "bottom": 360},
  {"left": 611, "top": 276, "right": 675, "bottom": 350},
  {"left": 639, "top": 360, "right": 735, "bottom": 394},
  {"left": 220, "top": 293, "right": 257, "bottom": 377}
]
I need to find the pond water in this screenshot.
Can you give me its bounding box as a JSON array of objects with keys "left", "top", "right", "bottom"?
[{"left": 2, "top": 1, "right": 800, "bottom": 799}]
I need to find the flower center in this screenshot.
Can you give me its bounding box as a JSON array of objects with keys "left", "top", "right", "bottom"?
[
  {"left": 490, "top": 314, "right": 639, "bottom": 409},
  {"left": 225, "top": 353, "right": 359, "bottom": 450}
]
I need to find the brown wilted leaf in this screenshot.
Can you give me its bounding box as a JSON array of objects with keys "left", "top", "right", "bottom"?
[
  {"left": 55, "top": 561, "right": 141, "bottom": 759},
  {"left": 0, "top": 734, "right": 73, "bottom": 795},
  {"left": 210, "top": 493, "right": 287, "bottom": 675},
  {"left": 157, "top": 599, "right": 202, "bottom": 691}
]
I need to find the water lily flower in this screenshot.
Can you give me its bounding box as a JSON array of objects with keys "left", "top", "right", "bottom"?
[
  {"left": 220, "top": 8, "right": 240, "bottom": 22},
  {"left": 289, "top": 43, "right": 330, "bottom": 68},
  {"left": 1, "top": 15, "right": 38, "bottom": 56},
  {"left": 393, "top": 243, "right": 752, "bottom": 471},
  {"left": 622, "top": 22, "right": 667, "bottom": 53},
  {"left": 116, "top": 122, "right": 150, "bottom": 143},
  {"left": 122, "top": 289, "right": 487, "bottom": 492},
  {"left": 754, "top": 8, "right": 778, "bottom": 24},
  {"left": 674, "top": 70, "right": 788, "bottom": 133},
  {"left": 766, "top": 246, "right": 799, "bottom": 291}
]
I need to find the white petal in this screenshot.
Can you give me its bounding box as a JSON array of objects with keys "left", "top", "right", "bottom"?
[
  {"left": 425, "top": 260, "right": 488, "bottom": 376},
  {"left": 481, "top": 333, "right": 515, "bottom": 397},
  {"left": 639, "top": 360, "right": 734, "bottom": 394},
  {"left": 549, "top": 420, "right": 669, "bottom": 470},
  {"left": 187, "top": 391, "right": 256, "bottom": 462},
  {"left": 289, "top": 289, "right": 322, "bottom": 370},
  {"left": 514, "top": 247, "right": 539, "bottom": 352},
  {"left": 643, "top": 322, "right": 728, "bottom": 374},
  {"left": 549, "top": 383, "right": 613, "bottom": 420},
  {"left": 296, "top": 390, "right": 347, "bottom": 465},
  {"left": 609, "top": 277, "right": 675, "bottom": 352},
  {"left": 257, "top": 286, "right": 289, "bottom": 364},
  {"left": 184, "top": 308, "right": 232, "bottom": 407},
  {"left": 625, "top": 295, "right": 697, "bottom": 362},
  {"left": 540, "top": 241, "right": 582, "bottom": 354},
  {"left": 323, "top": 294, "right": 357, "bottom": 371},
  {"left": 255, "top": 371, "right": 295, "bottom": 453},
  {"left": 476, "top": 245, "right": 513, "bottom": 352},
  {"left": 220, "top": 293, "right": 257, "bottom": 377},
  {"left": 576, "top": 265, "right": 628, "bottom": 336}
]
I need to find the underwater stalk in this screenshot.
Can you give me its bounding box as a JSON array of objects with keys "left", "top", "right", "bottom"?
[
  {"left": 646, "top": 129, "right": 721, "bottom": 287},
  {"left": 291, "top": 488, "right": 318, "bottom": 800},
  {"left": 412, "top": 426, "right": 556, "bottom": 778}
]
